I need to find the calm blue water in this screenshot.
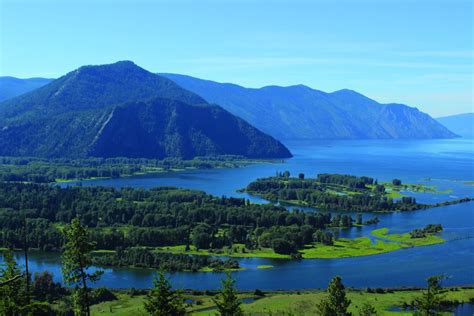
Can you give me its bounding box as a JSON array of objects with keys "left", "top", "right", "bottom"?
[{"left": 4, "top": 139, "right": 474, "bottom": 290}]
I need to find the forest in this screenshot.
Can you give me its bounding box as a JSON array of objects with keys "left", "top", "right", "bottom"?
[
  {"left": 0, "top": 155, "right": 261, "bottom": 183},
  {"left": 0, "top": 181, "right": 379, "bottom": 261}
]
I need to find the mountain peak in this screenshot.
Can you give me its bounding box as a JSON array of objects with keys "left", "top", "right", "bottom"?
[
  {"left": 0, "top": 61, "right": 207, "bottom": 120},
  {"left": 0, "top": 63, "right": 292, "bottom": 159},
  {"left": 73, "top": 60, "right": 149, "bottom": 78}
]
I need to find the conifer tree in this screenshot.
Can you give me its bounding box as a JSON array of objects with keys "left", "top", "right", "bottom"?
[
  {"left": 214, "top": 272, "right": 243, "bottom": 316},
  {"left": 317, "top": 276, "right": 352, "bottom": 316},
  {"left": 414, "top": 276, "right": 445, "bottom": 316},
  {"left": 0, "top": 249, "right": 25, "bottom": 315},
  {"left": 144, "top": 271, "right": 185, "bottom": 316},
  {"left": 62, "top": 218, "right": 103, "bottom": 316}
]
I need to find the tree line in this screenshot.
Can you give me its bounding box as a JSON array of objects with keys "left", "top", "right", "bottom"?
[
  {"left": 0, "top": 182, "right": 380, "bottom": 257},
  {"left": 0, "top": 155, "right": 255, "bottom": 183}
]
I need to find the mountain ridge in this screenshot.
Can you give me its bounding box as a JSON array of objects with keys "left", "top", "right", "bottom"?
[
  {"left": 436, "top": 113, "right": 474, "bottom": 138},
  {"left": 160, "top": 73, "right": 457, "bottom": 140},
  {"left": 0, "top": 61, "right": 292, "bottom": 159},
  {"left": 0, "top": 71, "right": 458, "bottom": 140}
]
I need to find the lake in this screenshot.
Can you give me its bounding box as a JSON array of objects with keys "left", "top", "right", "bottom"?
[{"left": 4, "top": 138, "right": 474, "bottom": 290}]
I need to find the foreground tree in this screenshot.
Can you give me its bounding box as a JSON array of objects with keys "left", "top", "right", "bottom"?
[
  {"left": 414, "top": 276, "right": 445, "bottom": 316},
  {"left": 0, "top": 249, "right": 25, "bottom": 315},
  {"left": 62, "top": 218, "right": 103, "bottom": 316},
  {"left": 214, "top": 272, "right": 243, "bottom": 316},
  {"left": 317, "top": 276, "right": 352, "bottom": 316},
  {"left": 144, "top": 271, "right": 185, "bottom": 316}
]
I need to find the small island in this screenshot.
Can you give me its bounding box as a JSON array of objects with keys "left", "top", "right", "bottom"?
[
  {"left": 242, "top": 172, "right": 471, "bottom": 212},
  {"left": 155, "top": 224, "right": 445, "bottom": 260}
]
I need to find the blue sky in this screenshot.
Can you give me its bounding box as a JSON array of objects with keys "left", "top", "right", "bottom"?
[{"left": 0, "top": 0, "right": 472, "bottom": 117}]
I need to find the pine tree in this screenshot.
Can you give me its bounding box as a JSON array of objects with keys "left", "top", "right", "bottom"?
[
  {"left": 0, "top": 248, "right": 26, "bottom": 315},
  {"left": 61, "top": 218, "right": 103, "bottom": 316},
  {"left": 317, "top": 276, "right": 352, "bottom": 316},
  {"left": 214, "top": 272, "right": 243, "bottom": 316},
  {"left": 144, "top": 271, "right": 185, "bottom": 316},
  {"left": 414, "top": 276, "right": 445, "bottom": 316}
]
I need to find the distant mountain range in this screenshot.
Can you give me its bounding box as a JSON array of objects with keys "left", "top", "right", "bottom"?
[
  {"left": 0, "top": 61, "right": 291, "bottom": 159},
  {"left": 160, "top": 74, "right": 457, "bottom": 140},
  {"left": 0, "top": 69, "right": 458, "bottom": 142},
  {"left": 0, "top": 77, "right": 53, "bottom": 102},
  {"left": 437, "top": 113, "right": 474, "bottom": 138}
]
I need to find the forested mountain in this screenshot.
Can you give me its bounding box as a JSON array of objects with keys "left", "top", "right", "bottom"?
[
  {"left": 437, "top": 113, "right": 474, "bottom": 138},
  {"left": 0, "top": 69, "right": 457, "bottom": 141},
  {"left": 0, "top": 76, "right": 53, "bottom": 102},
  {"left": 0, "top": 61, "right": 291, "bottom": 159},
  {"left": 161, "top": 73, "right": 457, "bottom": 140}
]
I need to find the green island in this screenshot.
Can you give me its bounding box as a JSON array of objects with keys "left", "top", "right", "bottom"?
[
  {"left": 155, "top": 225, "right": 445, "bottom": 259},
  {"left": 243, "top": 172, "right": 471, "bottom": 212},
  {"left": 90, "top": 247, "right": 242, "bottom": 273},
  {"left": 0, "top": 155, "right": 273, "bottom": 184}
]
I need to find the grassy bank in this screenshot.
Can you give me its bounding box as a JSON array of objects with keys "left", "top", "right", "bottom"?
[{"left": 90, "top": 287, "right": 474, "bottom": 316}]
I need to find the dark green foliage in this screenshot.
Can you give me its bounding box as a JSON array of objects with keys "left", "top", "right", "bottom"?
[
  {"left": 358, "top": 302, "right": 377, "bottom": 315},
  {"left": 414, "top": 276, "right": 445, "bottom": 315},
  {"left": 0, "top": 61, "right": 291, "bottom": 159},
  {"left": 317, "top": 174, "right": 374, "bottom": 188},
  {"left": 271, "top": 238, "right": 297, "bottom": 254},
  {"left": 313, "top": 230, "right": 334, "bottom": 245},
  {"left": 0, "top": 155, "right": 259, "bottom": 183},
  {"left": 32, "top": 271, "right": 64, "bottom": 302},
  {"left": 61, "top": 218, "right": 103, "bottom": 316},
  {"left": 254, "top": 289, "right": 265, "bottom": 297},
  {"left": 0, "top": 183, "right": 337, "bottom": 257},
  {"left": 246, "top": 174, "right": 435, "bottom": 212},
  {"left": 0, "top": 248, "right": 27, "bottom": 315},
  {"left": 213, "top": 272, "right": 243, "bottom": 316},
  {"left": 91, "top": 247, "right": 240, "bottom": 272},
  {"left": 392, "top": 179, "right": 402, "bottom": 186},
  {"left": 144, "top": 271, "right": 186, "bottom": 316},
  {"left": 317, "top": 276, "right": 352, "bottom": 316},
  {"left": 410, "top": 224, "right": 443, "bottom": 238},
  {"left": 90, "top": 287, "right": 117, "bottom": 304},
  {"left": 364, "top": 217, "right": 380, "bottom": 225}
]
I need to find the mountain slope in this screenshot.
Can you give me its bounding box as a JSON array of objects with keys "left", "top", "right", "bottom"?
[
  {"left": 437, "top": 113, "right": 474, "bottom": 138},
  {"left": 0, "top": 76, "right": 53, "bottom": 102},
  {"left": 0, "top": 62, "right": 291, "bottom": 159},
  {"left": 161, "top": 73, "right": 457, "bottom": 140}
]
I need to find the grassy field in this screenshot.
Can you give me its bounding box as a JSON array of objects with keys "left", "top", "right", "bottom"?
[
  {"left": 90, "top": 287, "right": 474, "bottom": 316},
  {"left": 371, "top": 228, "right": 445, "bottom": 247},
  {"left": 155, "top": 228, "right": 445, "bottom": 260},
  {"left": 300, "top": 237, "right": 401, "bottom": 258}
]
